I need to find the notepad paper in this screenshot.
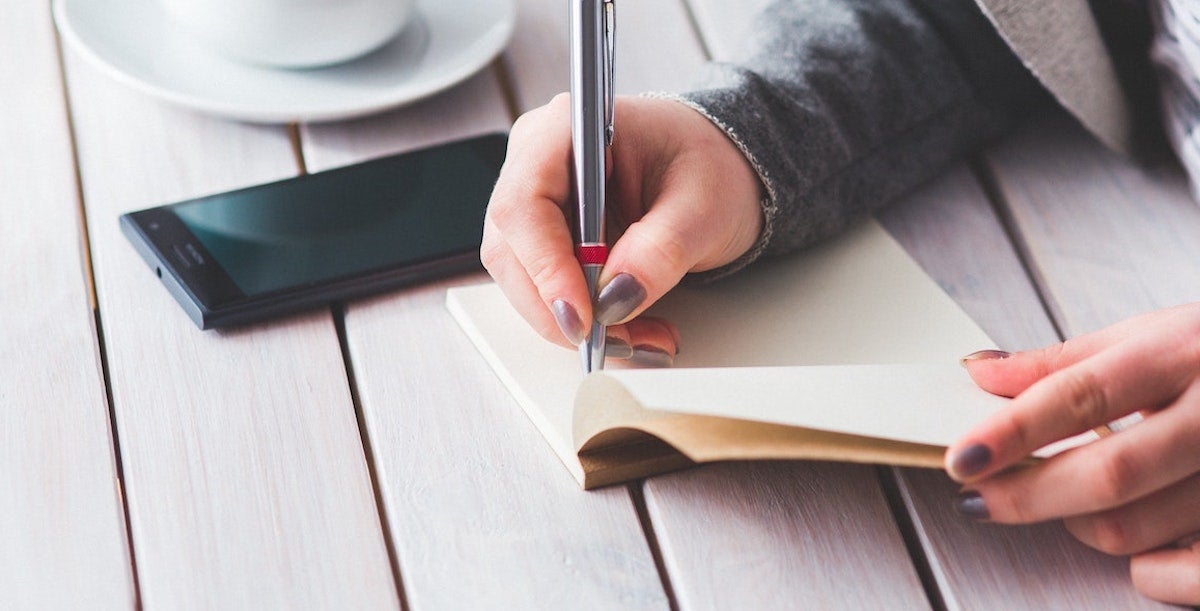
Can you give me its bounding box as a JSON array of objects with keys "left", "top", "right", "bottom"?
[{"left": 447, "top": 219, "right": 1013, "bottom": 488}]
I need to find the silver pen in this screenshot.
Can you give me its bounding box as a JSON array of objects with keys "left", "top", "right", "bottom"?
[{"left": 569, "top": 0, "right": 615, "bottom": 373}]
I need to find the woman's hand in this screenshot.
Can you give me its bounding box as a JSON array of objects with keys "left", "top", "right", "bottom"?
[
  {"left": 948, "top": 303, "right": 1200, "bottom": 606},
  {"left": 481, "top": 94, "right": 763, "bottom": 364}
]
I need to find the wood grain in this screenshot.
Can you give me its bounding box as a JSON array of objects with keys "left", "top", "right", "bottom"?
[
  {"left": 61, "top": 48, "right": 398, "bottom": 609},
  {"left": 505, "top": 0, "right": 930, "bottom": 606},
  {"left": 986, "top": 114, "right": 1200, "bottom": 334},
  {"left": 0, "top": 3, "right": 134, "bottom": 608},
  {"left": 648, "top": 463, "right": 930, "bottom": 610},
  {"left": 300, "top": 69, "right": 669, "bottom": 607},
  {"left": 301, "top": 70, "right": 507, "bottom": 169},
  {"left": 878, "top": 165, "right": 1169, "bottom": 609}
]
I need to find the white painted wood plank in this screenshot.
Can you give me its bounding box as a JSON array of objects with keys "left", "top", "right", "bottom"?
[
  {"left": 647, "top": 463, "right": 929, "bottom": 610},
  {"left": 61, "top": 50, "right": 398, "bottom": 609},
  {"left": 897, "top": 468, "right": 1169, "bottom": 610},
  {"left": 878, "top": 165, "right": 1168, "bottom": 609},
  {"left": 503, "top": 0, "right": 707, "bottom": 109},
  {"left": 300, "top": 70, "right": 507, "bottom": 168},
  {"left": 503, "top": 0, "right": 930, "bottom": 606},
  {"left": 301, "top": 69, "right": 668, "bottom": 608},
  {"left": 683, "top": 0, "right": 772, "bottom": 61},
  {"left": 987, "top": 114, "right": 1200, "bottom": 333},
  {"left": 0, "top": 3, "right": 134, "bottom": 608}
]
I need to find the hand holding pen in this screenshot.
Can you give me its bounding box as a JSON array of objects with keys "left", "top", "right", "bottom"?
[
  {"left": 480, "top": 0, "right": 764, "bottom": 369},
  {"left": 480, "top": 92, "right": 762, "bottom": 367}
]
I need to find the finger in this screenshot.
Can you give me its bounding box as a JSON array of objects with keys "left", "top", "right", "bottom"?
[
  {"left": 947, "top": 332, "right": 1197, "bottom": 481},
  {"left": 481, "top": 219, "right": 579, "bottom": 348},
  {"left": 961, "top": 313, "right": 1154, "bottom": 397},
  {"left": 1131, "top": 545, "right": 1200, "bottom": 606},
  {"left": 601, "top": 317, "right": 678, "bottom": 367},
  {"left": 957, "top": 381, "right": 1200, "bottom": 523},
  {"left": 624, "top": 317, "right": 678, "bottom": 366},
  {"left": 501, "top": 93, "right": 574, "bottom": 206},
  {"left": 486, "top": 95, "right": 592, "bottom": 335},
  {"left": 594, "top": 192, "right": 738, "bottom": 326},
  {"left": 1065, "top": 473, "right": 1200, "bottom": 556},
  {"left": 629, "top": 316, "right": 682, "bottom": 350},
  {"left": 591, "top": 99, "right": 763, "bottom": 326}
]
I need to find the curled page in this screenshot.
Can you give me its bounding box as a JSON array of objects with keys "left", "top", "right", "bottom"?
[{"left": 572, "top": 365, "right": 1009, "bottom": 489}]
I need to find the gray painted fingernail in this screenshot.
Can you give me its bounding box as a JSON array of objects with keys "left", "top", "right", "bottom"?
[
  {"left": 955, "top": 491, "right": 990, "bottom": 520},
  {"left": 630, "top": 345, "right": 674, "bottom": 368},
  {"left": 605, "top": 336, "right": 633, "bottom": 359},
  {"left": 960, "top": 350, "right": 1012, "bottom": 367},
  {"left": 949, "top": 444, "right": 992, "bottom": 479},
  {"left": 551, "top": 300, "right": 586, "bottom": 345},
  {"left": 595, "top": 273, "right": 647, "bottom": 325}
]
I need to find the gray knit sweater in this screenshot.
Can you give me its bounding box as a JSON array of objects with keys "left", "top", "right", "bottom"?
[{"left": 674, "top": 0, "right": 1053, "bottom": 278}]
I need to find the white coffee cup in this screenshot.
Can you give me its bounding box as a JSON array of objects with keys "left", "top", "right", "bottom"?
[{"left": 160, "top": 0, "right": 416, "bottom": 68}]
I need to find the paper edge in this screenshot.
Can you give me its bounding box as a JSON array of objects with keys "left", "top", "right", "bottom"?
[{"left": 446, "top": 287, "right": 587, "bottom": 484}]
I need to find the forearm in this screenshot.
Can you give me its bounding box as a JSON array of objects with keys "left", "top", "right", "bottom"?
[{"left": 677, "top": 0, "right": 1045, "bottom": 277}]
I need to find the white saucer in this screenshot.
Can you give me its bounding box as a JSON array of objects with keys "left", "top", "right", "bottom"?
[{"left": 54, "top": 0, "right": 515, "bottom": 123}]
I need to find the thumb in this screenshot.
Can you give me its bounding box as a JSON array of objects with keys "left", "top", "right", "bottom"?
[{"left": 592, "top": 192, "right": 754, "bottom": 325}]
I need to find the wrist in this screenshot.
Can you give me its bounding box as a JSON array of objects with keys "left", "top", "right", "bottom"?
[{"left": 642, "top": 91, "right": 778, "bottom": 280}]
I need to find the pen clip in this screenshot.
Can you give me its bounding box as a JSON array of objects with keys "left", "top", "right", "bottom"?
[{"left": 602, "top": 0, "right": 615, "bottom": 146}]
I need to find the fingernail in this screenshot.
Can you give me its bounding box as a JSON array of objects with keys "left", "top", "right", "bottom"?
[
  {"left": 949, "top": 443, "right": 992, "bottom": 479},
  {"left": 605, "top": 336, "right": 633, "bottom": 359},
  {"left": 960, "top": 350, "right": 1011, "bottom": 367},
  {"left": 630, "top": 345, "right": 674, "bottom": 368},
  {"left": 551, "top": 300, "right": 586, "bottom": 345},
  {"left": 595, "top": 273, "right": 647, "bottom": 325},
  {"left": 955, "top": 491, "right": 990, "bottom": 520}
]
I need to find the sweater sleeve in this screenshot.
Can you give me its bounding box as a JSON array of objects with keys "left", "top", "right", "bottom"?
[{"left": 674, "top": 0, "right": 1047, "bottom": 280}]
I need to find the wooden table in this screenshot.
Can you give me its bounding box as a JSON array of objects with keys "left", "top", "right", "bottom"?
[{"left": 4, "top": 1, "right": 1195, "bottom": 608}]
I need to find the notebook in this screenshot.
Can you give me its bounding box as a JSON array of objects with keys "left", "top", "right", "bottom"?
[{"left": 447, "top": 219, "right": 1012, "bottom": 488}]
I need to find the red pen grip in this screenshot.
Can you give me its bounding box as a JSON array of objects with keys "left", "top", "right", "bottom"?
[{"left": 575, "top": 244, "right": 608, "bottom": 265}]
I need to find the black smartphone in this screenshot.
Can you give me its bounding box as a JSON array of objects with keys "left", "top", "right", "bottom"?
[{"left": 120, "top": 133, "right": 507, "bottom": 329}]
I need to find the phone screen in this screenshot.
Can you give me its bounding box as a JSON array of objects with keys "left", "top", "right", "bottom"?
[
  {"left": 121, "top": 133, "right": 507, "bottom": 328},
  {"left": 166, "top": 134, "right": 504, "bottom": 296}
]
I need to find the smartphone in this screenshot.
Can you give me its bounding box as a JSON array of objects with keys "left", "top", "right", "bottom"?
[{"left": 120, "top": 133, "right": 507, "bottom": 329}]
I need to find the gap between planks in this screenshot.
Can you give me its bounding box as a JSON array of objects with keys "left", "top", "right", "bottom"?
[
  {"left": 490, "top": 57, "right": 523, "bottom": 127},
  {"left": 677, "top": 0, "right": 715, "bottom": 63},
  {"left": 867, "top": 155, "right": 1063, "bottom": 611},
  {"left": 878, "top": 467, "right": 948, "bottom": 611},
  {"left": 334, "top": 306, "right": 412, "bottom": 611},
  {"left": 51, "top": 15, "right": 144, "bottom": 609},
  {"left": 627, "top": 482, "right": 681, "bottom": 611},
  {"left": 679, "top": 0, "right": 964, "bottom": 606},
  {"left": 967, "top": 156, "right": 1067, "bottom": 342}
]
